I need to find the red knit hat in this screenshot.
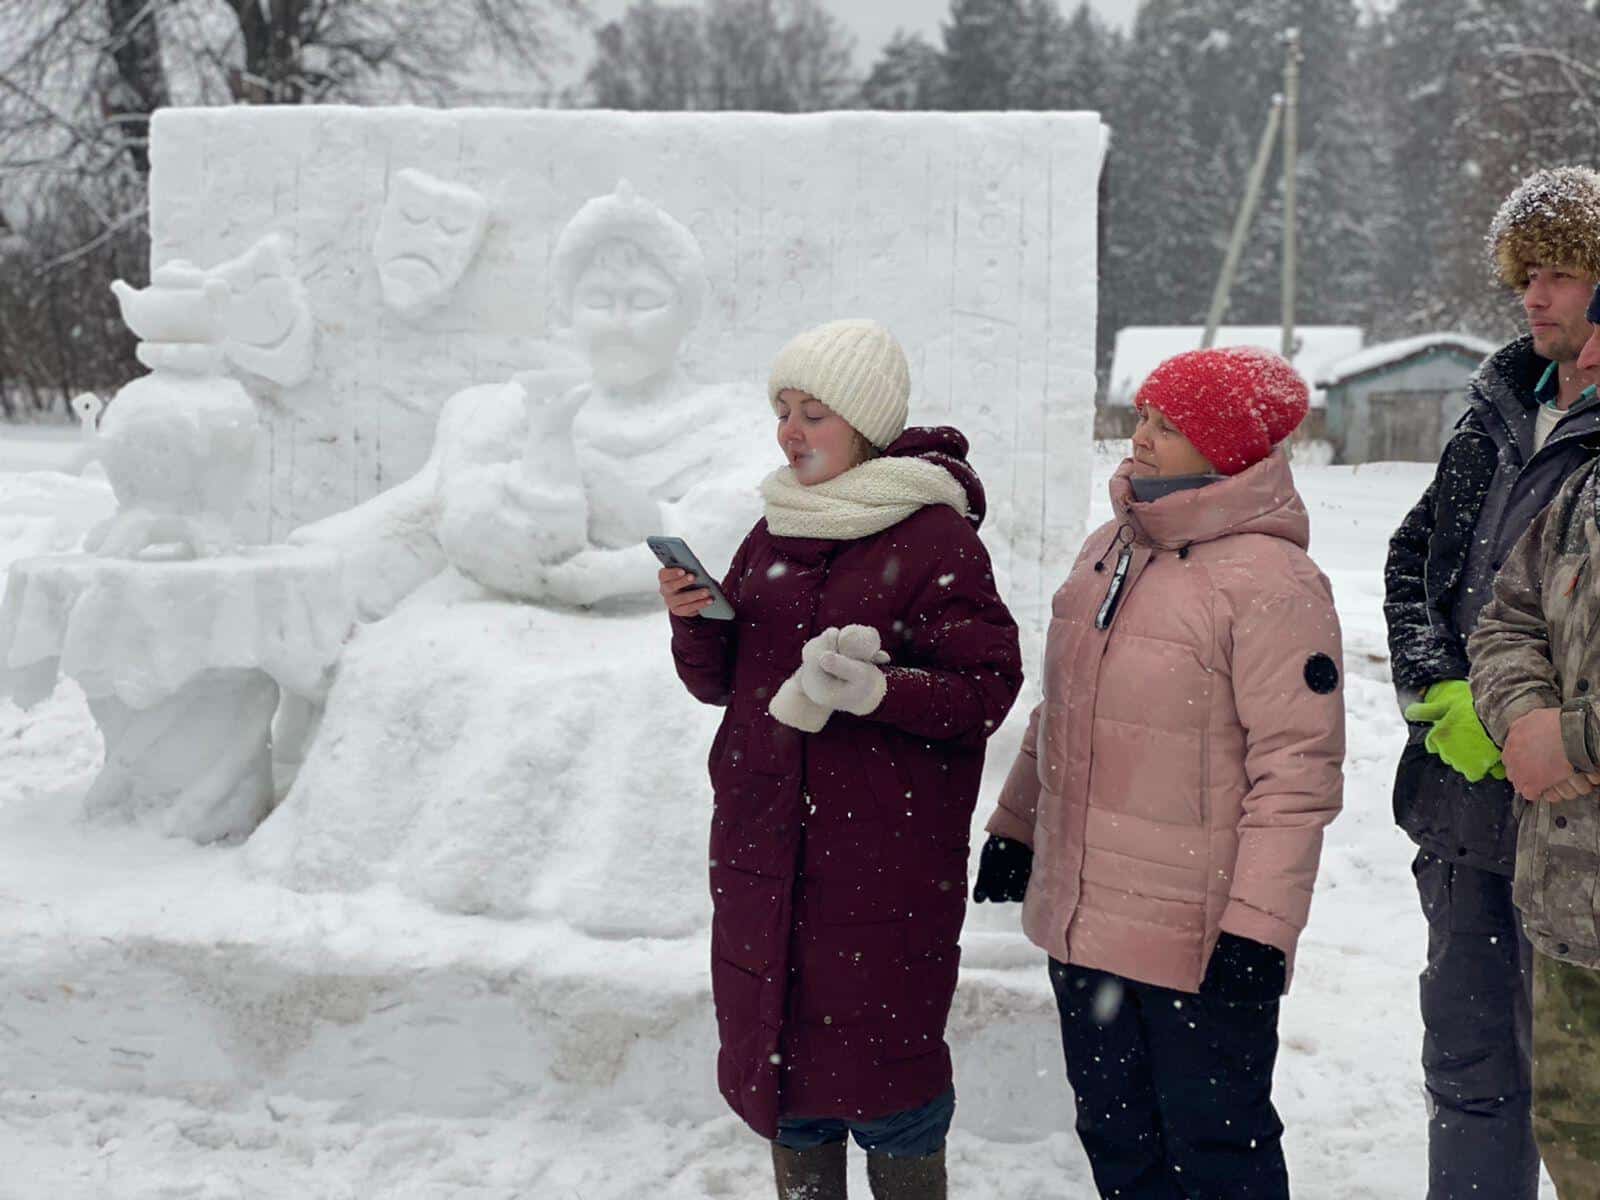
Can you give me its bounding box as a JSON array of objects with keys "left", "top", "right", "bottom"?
[{"left": 1133, "top": 346, "right": 1310, "bottom": 476}]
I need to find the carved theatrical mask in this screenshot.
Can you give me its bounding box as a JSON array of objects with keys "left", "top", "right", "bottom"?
[
  {"left": 373, "top": 168, "right": 489, "bottom": 320},
  {"left": 569, "top": 241, "right": 693, "bottom": 390},
  {"left": 212, "top": 234, "right": 315, "bottom": 387}
]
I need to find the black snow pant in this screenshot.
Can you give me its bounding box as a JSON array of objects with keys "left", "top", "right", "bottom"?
[
  {"left": 1412, "top": 850, "right": 1538, "bottom": 1200},
  {"left": 1049, "top": 958, "right": 1288, "bottom": 1200}
]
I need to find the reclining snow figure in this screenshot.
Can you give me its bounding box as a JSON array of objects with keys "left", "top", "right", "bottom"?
[{"left": 290, "top": 181, "right": 760, "bottom": 617}]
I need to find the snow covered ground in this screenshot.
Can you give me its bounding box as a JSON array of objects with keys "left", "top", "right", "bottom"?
[{"left": 0, "top": 444, "right": 1558, "bottom": 1198}]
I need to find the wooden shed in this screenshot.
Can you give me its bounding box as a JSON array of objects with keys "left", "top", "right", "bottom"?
[{"left": 1317, "top": 333, "right": 1495, "bottom": 464}]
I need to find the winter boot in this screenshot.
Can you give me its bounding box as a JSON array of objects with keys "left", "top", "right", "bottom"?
[
  {"left": 865, "top": 1147, "right": 946, "bottom": 1199},
  {"left": 772, "top": 1139, "right": 848, "bottom": 1199}
]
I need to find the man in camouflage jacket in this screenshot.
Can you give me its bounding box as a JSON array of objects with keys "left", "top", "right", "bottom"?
[
  {"left": 1385, "top": 167, "right": 1600, "bottom": 1199},
  {"left": 1469, "top": 287, "right": 1600, "bottom": 1198}
]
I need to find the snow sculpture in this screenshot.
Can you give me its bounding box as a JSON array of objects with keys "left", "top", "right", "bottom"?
[
  {"left": 87, "top": 262, "right": 260, "bottom": 559},
  {"left": 0, "top": 264, "right": 358, "bottom": 844},
  {"left": 373, "top": 167, "right": 490, "bottom": 320},
  {"left": 253, "top": 183, "right": 768, "bottom": 929},
  {"left": 0, "top": 547, "right": 354, "bottom": 843},
  {"left": 292, "top": 180, "right": 762, "bottom": 618},
  {"left": 213, "top": 234, "right": 316, "bottom": 386}
]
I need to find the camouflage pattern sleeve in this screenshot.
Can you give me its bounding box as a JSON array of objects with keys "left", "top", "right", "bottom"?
[{"left": 1467, "top": 476, "right": 1575, "bottom": 746}]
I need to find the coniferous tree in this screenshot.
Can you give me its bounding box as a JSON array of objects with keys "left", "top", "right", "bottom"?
[
  {"left": 1102, "top": 1, "right": 1223, "bottom": 347},
  {"left": 1104, "top": 0, "right": 1379, "bottom": 346},
  {"left": 1382, "top": 0, "right": 1600, "bottom": 336},
  {"left": 586, "top": 3, "right": 706, "bottom": 111},
  {"left": 941, "top": 0, "right": 1026, "bottom": 109},
  {"left": 585, "top": 0, "right": 853, "bottom": 112},
  {"left": 1055, "top": 2, "right": 1121, "bottom": 112},
  {"left": 1011, "top": 0, "right": 1071, "bottom": 109},
  {"left": 859, "top": 31, "right": 946, "bottom": 111}
]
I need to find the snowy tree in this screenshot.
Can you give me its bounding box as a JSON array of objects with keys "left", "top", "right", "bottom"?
[
  {"left": 1379, "top": 0, "right": 1600, "bottom": 336},
  {"left": 701, "top": 0, "right": 854, "bottom": 110},
  {"left": 585, "top": 3, "right": 708, "bottom": 110},
  {"left": 859, "top": 31, "right": 946, "bottom": 111},
  {"left": 1055, "top": 2, "right": 1122, "bottom": 112},
  {"left": 1100, "top": 0, "right": 1234, "bottom": 340},
  {"left": 1009, "top": 0, "right": 1071, "bottom": 110},
  {"left": 1101, "top": 0, "right": 1385, "bottom": 347},
  {"left": 940, "top": 0, "right": 1026, "bottom": 110},
  {"left": 0, "top": 0, "right": 589, "bottom": 415},
  {"left": 581, "top": 0, "right": 854, "bottom": 111}
]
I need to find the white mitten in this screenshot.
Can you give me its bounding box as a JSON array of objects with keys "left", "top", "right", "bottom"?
[
  {"left": 769, "top": 674, "right": 832, "bottom": 732},
  {"left": 798, "top": 624, "right": 891, "bottom": 716}
]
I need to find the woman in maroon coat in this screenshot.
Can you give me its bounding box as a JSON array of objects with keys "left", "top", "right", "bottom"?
[{"left": 661, "top": 319, "right": 1022, "bottom": 1199}]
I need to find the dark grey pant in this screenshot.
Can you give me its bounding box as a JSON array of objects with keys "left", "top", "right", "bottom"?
[{"left": 1413, "top": 850, "right": 1538, "bottom": 1200}]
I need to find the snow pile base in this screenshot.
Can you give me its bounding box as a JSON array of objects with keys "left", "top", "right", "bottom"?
[
  {"left": 0, "top": 771, "right": 1069, "bottom": 1140},
  {"left": 245, "top": 592, "right": 721, "bottom": 935}
]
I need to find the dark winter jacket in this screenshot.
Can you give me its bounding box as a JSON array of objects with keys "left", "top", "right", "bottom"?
[
  {"left": 1385, "top": 335, "right": 1600, "bottom": 873},
  {"left": 669, "top": 426, "right": 1023, "bottom": 1138}
]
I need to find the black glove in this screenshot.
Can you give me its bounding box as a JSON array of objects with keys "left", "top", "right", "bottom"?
[
  {"left": 1200, "top": 932, "right": 1287, "bottom": 1004},
  {"left": 971, "top": 835, "right": 1033, "bottom": 903}
]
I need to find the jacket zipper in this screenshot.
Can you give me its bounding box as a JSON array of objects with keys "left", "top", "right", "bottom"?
[{"left": 1095, "top": 544, "right": 1134, "bottom": 630}]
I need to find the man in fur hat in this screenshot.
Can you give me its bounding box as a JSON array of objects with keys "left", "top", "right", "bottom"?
[{"left": 1385, "top": 166, "right": 1600, "bottom": 1199}]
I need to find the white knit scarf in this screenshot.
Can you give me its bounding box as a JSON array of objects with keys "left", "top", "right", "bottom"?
[{"left": 761, "top": 457, "right": 971, "bottom": 540}]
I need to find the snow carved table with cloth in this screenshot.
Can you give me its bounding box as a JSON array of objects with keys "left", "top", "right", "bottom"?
[
  {"left": 0, "top": 548, "right": 354, "bottom": 842},
  {"left": 0, "top": 106, "right": 1107, "bottom": 1147}
]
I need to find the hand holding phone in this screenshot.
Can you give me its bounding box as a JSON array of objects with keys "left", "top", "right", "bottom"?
[{"left": 648, "top": 536, "right": 736, "bottom": 620}]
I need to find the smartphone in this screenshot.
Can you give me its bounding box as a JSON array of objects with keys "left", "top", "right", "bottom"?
[{"left": 647, "top": 535, "right": 736, "bottom": 620}]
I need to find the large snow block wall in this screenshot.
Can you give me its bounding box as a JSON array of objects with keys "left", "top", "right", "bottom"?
[{"left": 146, "top": 106, "right": 1103, "bottom": 631}]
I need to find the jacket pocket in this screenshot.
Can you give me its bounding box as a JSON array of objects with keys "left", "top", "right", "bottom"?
[
  {"left": 1527, "top": 799, "right": 1600, "bottom": 952},
  {"left": 877, "top": 947, "right": 960, "bottom": 1064},
  {"left": 1412, "top": 849, "right": 1515, "bottom": 936},
  {"left": 711, "top": 863, "right": 787, "bottom": 974}
]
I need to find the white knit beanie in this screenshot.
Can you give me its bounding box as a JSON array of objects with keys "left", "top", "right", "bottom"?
[{"left": 767, "top": 318, "right": 911, "bottom": 449}]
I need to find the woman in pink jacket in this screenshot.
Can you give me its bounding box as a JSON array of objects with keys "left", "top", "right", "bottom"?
[{"left": 974, "top": 347, "right": 1345, "bottom": 1199}]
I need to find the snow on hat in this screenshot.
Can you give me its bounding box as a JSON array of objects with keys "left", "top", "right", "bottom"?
[
  {"left": 768, "top": 319, "right": 911, "bottom": 449},
  {"left": 1133, "top": 346, "right": 1310, "bottom": 476},
  {"left": 1488, "top": 166, "right": 1600, "bottom": 290},
  {"left": 550, "top": 180, "right": 708, "bottom": 327}
]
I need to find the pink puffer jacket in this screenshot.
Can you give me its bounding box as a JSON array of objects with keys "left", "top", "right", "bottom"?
[{"left": 987, "top": 451, "right": 1344, "bottom": 993}]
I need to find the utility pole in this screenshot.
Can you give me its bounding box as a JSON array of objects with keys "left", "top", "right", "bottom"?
[
  {"left": 1281, "top": 27, "right": 1302, "bottom": 361},
  {"left": 1203, "top": 96, "right": 1285, "bottom": 348}
]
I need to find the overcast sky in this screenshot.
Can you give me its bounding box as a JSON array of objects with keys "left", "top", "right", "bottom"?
[{"left": 559, "top": 0, "right": 1143, "bottom": 82}]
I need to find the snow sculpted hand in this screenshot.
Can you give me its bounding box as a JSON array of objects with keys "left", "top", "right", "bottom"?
[
  {"left": 1404, "top": 679, "right": 1507, "bottom": 783},
  {"left": 769, "top": 625, "right": 890, "bottom": 730}
]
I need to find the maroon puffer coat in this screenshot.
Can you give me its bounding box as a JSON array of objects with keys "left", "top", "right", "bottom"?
[{"left": 670, "top": 427, "right": 1022, "bottom": 1138}]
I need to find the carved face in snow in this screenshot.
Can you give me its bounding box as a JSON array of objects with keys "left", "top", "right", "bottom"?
[
  {"left": 569, "top": 240, "right": 692, "bottom": 389},
  {"left": 373, "top": 169, "right": 489, "bottom": 319}
]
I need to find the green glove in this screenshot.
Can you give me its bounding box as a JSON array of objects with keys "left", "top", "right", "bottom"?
[{"left": 1404, "top": 679, "right": 1508, "bottom": 783}]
